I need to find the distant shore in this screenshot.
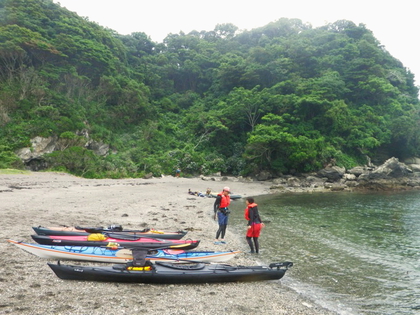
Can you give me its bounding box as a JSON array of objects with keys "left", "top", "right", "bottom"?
[{"left": 0, "top": 172, "right": 337, "bottom": 315}]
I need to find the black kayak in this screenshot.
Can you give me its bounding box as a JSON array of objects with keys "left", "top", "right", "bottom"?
[
  {"left": 32, "top": 226, "right": 188, "bottom": 240},
  {"left": 47, "top": 261, "right": 293, "bottom": 284}
]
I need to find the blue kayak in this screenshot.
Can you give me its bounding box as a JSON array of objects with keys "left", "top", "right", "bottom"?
[{"left": 8, "top": 239, "right": 240, "bottom": 263}]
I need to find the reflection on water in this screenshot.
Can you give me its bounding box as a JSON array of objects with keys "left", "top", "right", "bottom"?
[{"left": 229, "top": 191, "right": 420, "bottom": 315}]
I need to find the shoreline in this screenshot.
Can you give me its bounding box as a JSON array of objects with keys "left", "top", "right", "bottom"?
[{"left": 0, "top": 172, "right": 337, "bottom": 315}]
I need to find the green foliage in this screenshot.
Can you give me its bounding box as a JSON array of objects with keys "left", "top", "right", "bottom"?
[
  {"left": 1, "top": 0, "right": 419, "bottom": 178},
  {"left": 244, "top": 113, "right": 326, "bottom": 173},
  {"left": 45, "top": 146, "right": 101, "bottom": 178},
  {"left": 0, "top": 145, "right": 24, "bottom": 169},
  {"left": 58, "top": 131, "right": 86, "bottom": 150},
  {"left": 0, "top": 121, "right": 32, "bottom": 149}
]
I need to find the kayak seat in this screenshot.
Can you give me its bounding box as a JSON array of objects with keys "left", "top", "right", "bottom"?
[{"left": 155, "top": 262, "right": 205, "bottom": 270}]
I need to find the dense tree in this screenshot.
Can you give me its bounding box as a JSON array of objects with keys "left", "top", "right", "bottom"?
[{"left": 0, "top": 0, "right": 419, "bottom": 177}]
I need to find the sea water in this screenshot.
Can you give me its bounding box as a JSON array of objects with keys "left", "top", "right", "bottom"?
[{"left": 229, "top": 191, "right": 420, "bottom": 315}]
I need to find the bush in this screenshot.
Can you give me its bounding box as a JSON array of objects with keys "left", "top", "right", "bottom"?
[
  {"left": 45, "top": 146, "right": 101, "bottom": 177},
  {"left": 0, "top": 146, "right": 24, "bottom": 169}
]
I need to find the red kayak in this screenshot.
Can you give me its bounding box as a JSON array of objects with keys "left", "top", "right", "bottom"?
[{"left": 31, "top": 233, "right": 200, "bottom": 250}]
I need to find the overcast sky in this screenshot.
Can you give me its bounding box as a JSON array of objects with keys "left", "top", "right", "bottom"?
[{"left": 53, "top": 0, "right": 419, "bottom": 87}]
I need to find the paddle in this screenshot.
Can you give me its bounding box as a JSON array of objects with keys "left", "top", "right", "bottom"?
[
  {"left": 167, "top": 243, "right": 192, "bottom": 249},
  {"left": 114, "top": 248, "right": 222, "bottom": 264},
  {"left": 104, "top": 232, "right": 193, "bottom": 243},
  {"left": 115, "top": 248, "right": 187, "bottom": 259},
  {"left": 111, "top": 242, "right": 191, "bottom": 254}
]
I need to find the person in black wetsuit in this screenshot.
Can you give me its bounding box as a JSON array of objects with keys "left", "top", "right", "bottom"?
[{"left": 213, "top": 186, "right": 231, "bottom": 244}]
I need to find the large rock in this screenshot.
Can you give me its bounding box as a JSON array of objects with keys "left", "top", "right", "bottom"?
[
  {"left": 403, "top": 157, "right": 420, "bottom": 165},
  {"left": 348, "top": 166, "right": 368, "bottom": 176},
  {"left": 358, "top": 157, "right": 413, "bottom": 180},
  {"left": 355, "top": 157, "right": 420, "bottom": 190},
  {"left": 408, "top": 164, "right": 420, "bottom": 172},
  {"left": 343, "top": 173, "right": 357, "bottom": 181},
  {"left": 303, "top": 175, "right": 325, "bottom": 188},
  {"left": 255, "top": 170, "right": 272, "bottom": 181},
  {"left": 86, "top": 140, "right": 109, "bottom": 156},
  {"left": 15, "top": 136, "right": 58, "bottom": 163},
  {"left": 15, "top": 134, "right": 110, "bottom": 170},
  {"left": 317, "top": 166, "right": 346, "bottom": 181},
  {"left": 287, "top": 177, "right": 301, "bottom": 187}
]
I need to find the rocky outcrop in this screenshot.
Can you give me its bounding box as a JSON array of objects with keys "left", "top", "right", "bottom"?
[
  {"left": 265, "top": 157, "right": 420, "bottom": 193},
  {"left": 15, "top": 136, "right": 58, "bottom": 163},
  {"left": 86, "top": 140, "right": 110, "bottom": 157},
  {"left": 403, "top": 157, "right": 420, "bottom": 172},
  {"left": 317, "top": 166, "right": 346, "bottom": 181},
  {"left": 199, "top": 157, "right": 420, "bottom": 192},
  {"left": 358, "top": 157, "right": 413, "bottom": 180},
  {"left": 15, "top": 135, "right": 110, "bottom": 171},
  {"left": 355, "top": 157, "right": 420, "bottom": 190}
]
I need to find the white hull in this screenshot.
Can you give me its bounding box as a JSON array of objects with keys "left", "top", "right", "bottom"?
[{"left": 8, "top": 240, "right": 240, "bottom": 263}]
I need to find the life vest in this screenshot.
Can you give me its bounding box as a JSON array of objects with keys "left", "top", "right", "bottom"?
[
  {"left": 244, "top": 203, "right": 258, "bottom": 220},
  {"left": 218, "top": 192, "right": 231, "bottom": 208},
  {"left": 106, "top": 242, "right": 120, "bottom": 249}
]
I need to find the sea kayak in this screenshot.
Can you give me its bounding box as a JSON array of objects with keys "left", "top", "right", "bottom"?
[
  {"left": 31, "top": 234, "right": 200, "bottom": 250},
  {"left": 8, "top": 239, "right": 239, "bottom": 263},
  {"left": 32, "top": 226, "right": 187, "bottom": 240},
  {"left": 48, "top": 261, "right": 293, "bottom": 284}
]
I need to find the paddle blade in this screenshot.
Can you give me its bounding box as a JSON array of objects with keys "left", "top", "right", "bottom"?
[
  {"left": 115, "top": 249, "right": 133, "bottom": 258},
  {"left": 169, "top": 243, "right": 191, "bottom": 249}
]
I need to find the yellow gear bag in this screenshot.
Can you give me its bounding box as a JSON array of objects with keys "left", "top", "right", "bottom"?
[{"left": 87, "top": 233, "right": 107, "bottom": 241}]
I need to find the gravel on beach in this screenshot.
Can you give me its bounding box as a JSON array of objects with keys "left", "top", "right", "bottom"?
[{"left": 0, "top": 172, "right": 338, "bottom": 315}]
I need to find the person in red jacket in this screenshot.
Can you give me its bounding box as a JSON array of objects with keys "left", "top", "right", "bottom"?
[
  {"left": 213, "top": 186, "right": 231, "bottom": 244},
  {"left": 244, "top": 197, "right": 264, "bottom": 254}
]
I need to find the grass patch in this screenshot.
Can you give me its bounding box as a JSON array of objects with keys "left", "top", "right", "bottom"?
[{"left": 0, "top": 169, "right": 31, "bottom": 175}]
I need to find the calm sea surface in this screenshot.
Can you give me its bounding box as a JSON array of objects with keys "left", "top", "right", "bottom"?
[{"left": 229, "top": 191, "right": 420, "bottom": 315}]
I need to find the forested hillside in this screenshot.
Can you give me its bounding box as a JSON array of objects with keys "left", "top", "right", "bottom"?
[{"left": 1, "top": 0, "right": 419, "bottom": 178}]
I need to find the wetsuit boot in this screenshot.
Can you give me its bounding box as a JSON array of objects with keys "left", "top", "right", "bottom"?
[
  {"left": 253, "top": 237, "right": 259, "bottom": 254},
  {"left": 246, "top": 237, "right": 254, "bottom": 253}
]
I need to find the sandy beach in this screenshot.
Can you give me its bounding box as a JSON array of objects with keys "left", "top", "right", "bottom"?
[{"left": 0, "top": 172, "right": 337, "bottom": 315}]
